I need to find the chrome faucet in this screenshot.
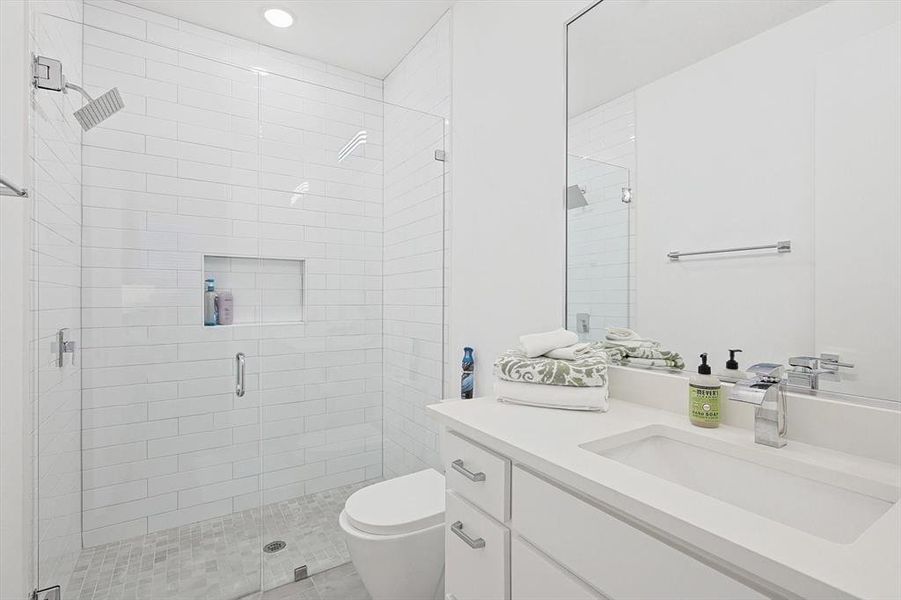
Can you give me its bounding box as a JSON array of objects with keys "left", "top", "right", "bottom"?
[
  {"left": 728, "top": 363, "right": 786, "bottom": 448},
  {"left": 786, "top": 354, "right": 855, "bottom": 390}
]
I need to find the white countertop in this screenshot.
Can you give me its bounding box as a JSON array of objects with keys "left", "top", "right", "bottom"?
[{"left": 427, "top": 396, "right": 901, "bottom": 600}]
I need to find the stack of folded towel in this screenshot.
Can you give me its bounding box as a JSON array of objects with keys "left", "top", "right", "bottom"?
[
  {"left": 493, "top": 328, "right": 611, "bottom": 412},
  {"left": 601, "top": 327, "right": 685, "bottom": 370}
]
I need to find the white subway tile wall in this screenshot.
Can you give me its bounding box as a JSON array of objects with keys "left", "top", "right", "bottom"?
[
  {"left": 30, "top": 1, "right": 85, "bottom": 592},
  {"left": 567, "top": 93, "right": 636, "bottom": 338},
  {"left": 80, "top": 0, "right": 388, "bottom": 551},
  {"left": 382, "top": 12, "right": 452, "bottom": 477}
]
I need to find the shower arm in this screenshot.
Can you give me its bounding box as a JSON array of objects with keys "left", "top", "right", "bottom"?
[{"left": 63, "top": 81, "right": 95, "bottom": 103}]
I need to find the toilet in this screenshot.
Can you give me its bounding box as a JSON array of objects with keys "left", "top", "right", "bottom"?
[{"left": 339, "top": 468, "right": 446, "bottom": 600}]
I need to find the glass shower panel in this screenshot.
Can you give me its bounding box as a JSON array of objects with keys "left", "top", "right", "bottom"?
[
  {"left": 255, "top": 72, "right": 447, "bottom": 590},
  {"left": 29, "top": 18, "right": 266, "bottom": 599},
  {"left": 566, "top": 155, "right": 632, "bottom": 341},
  {"left": 255, "top": 72, "right": 386, "bottom": 590},
  {"left": 382, "top": 104, "right": 447, "bottom": 478},
  {"left": 31, "top": 7, "right": 85, "bottom": 597}
]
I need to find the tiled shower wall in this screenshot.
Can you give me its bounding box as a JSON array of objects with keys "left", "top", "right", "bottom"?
[
  {"left": 566, "top": 92, "right": 636, "bottom": 338},
  {"left": 382, "top": 11, "right": 452, "bottom": 478},
  {"left": 79, "top": 0, "right": 384, "bottom": 546},
  {"left": 30, "top": 0, "right": 85, "bottom": 591}
]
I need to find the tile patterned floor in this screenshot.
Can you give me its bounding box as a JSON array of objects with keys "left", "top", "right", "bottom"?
[
  {"left": 67, "top": 479, "right": 378, "bottom": 600},
  {"left": 256, "top": 563, "right": 370, "bottom": 600}
]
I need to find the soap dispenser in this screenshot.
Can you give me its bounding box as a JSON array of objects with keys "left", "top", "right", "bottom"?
[
  {"left": 689, "top": 353, "right": 721, "bottom": 428},
  {"left": 716, "top": 349, "right": 750, "bottom": 382}
]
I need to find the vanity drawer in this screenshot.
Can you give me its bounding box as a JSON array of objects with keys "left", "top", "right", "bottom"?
[
  {"left": 446, "top": 491, "right": 510, "bottom": 600},
  {"left": 445, "top": 431, "right": 511, "bottom": 522},
  {"left": 512, "top": 467, "right": 766, "bottom": 600},
  {"left": 512, "top": 536, "right": 603, "bottom": 600}
]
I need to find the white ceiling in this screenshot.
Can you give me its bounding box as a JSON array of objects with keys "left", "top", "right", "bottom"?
[
  {"left": 568, "top": 0, "right": 829, "bottom": 116},
  {"left": 123, "top": 0, "right": 454, "bottom": 79}
]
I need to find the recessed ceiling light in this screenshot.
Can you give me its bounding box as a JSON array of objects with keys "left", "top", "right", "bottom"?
[{"left": 264, "top": 8, "right": 294, "bottom": 28}]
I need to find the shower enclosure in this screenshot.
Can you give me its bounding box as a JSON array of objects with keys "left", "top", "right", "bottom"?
[
  {"left": 29, "top": 3, "right": 447, "bottom": 599},
  {"left": 565, "top": 154, "right": 632, "bottom": 340}
]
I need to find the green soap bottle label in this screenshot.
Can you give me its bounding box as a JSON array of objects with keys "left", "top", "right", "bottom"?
[{"left": 690, "top": 385, "right": 721, "bottom": 424}]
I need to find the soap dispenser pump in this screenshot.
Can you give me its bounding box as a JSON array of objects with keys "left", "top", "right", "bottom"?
[
  {"left": 716, "top": 349, "right": 750, "bottom": 382},
  {"left": 689, "top": 353, "right": 721, "bottom": 428}
]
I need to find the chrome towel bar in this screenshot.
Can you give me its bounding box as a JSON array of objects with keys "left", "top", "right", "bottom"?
[
  {"left": 0, "top": 175, "right": 28, "bottom": 198},
  {"left": 668, "top": 240, "right": 790, "bottom": 261}
]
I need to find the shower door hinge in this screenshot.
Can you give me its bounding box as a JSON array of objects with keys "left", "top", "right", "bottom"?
[
  {"left": 32, "top": 585, "right": 61, "bottom": 600},
  {"left": 33, "top": 55, "right": 64, "bottom": 92},
  {"left": 55, "top": 328, "right": 76, "bottom": 367},
  {"left": 434, "top": 150, "right": 446, "bottom": 162}
]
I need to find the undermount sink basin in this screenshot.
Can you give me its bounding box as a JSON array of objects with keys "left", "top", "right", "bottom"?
[{"left": 580, "top": 425, "right": 899, "bottom": 544}]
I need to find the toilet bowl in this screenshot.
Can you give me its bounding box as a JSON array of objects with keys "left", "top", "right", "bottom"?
[{"left": 339, "top": 468, "right": 446, "bottom": 600}]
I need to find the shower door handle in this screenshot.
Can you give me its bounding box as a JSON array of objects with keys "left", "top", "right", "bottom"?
[{"left": 235, "top": 353, "right": 245, "bottom": 397}]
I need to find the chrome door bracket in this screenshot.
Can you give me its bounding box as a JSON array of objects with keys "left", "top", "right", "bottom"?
[
  {"left": 55, "top": 328, "right": 76, "bottom": 367},
  {"left": 32, "top": 585, "right": 61, "bottom": 600}
]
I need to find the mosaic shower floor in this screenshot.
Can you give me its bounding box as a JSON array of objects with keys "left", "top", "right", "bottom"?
[{"left": 67, "top": 479, "right": 378, "bottom": 600}]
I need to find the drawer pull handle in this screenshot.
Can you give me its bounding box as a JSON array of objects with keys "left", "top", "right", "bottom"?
[
  {"left": 451, "top": 520, "right": 485, "bottom": 549},
  {"left": 452, "top": 459, "right": 486, "bottom": 482}
]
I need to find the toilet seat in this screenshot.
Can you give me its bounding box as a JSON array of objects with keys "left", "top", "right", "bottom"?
[{"left": 345, "top": 468, "right": 445, "bottom": 536}]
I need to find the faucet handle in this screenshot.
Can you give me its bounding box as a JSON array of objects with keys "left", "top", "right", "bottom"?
[
  {"left": 788, "top": 356, "right": 819, "bottom": 370},
  {"left": 819, "top": 353, "right": 854, "bottom": 371},
  {"left": 746, "top": 362, "right": 784, "bottom": 382}
]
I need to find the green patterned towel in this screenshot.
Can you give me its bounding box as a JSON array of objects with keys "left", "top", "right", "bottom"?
[
  {"left": 599, "top": 343, "right": 685, "bottom": 370},
  {"left": 494, "top": 347, "right": 611, "bottom": 387}
]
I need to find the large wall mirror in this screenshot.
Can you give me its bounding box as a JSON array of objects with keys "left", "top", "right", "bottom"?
[{"left": 566, "top": 0, "right": 900, "bottom": 403}]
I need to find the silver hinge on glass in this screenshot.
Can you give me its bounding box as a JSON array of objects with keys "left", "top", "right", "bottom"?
[
  {"left": 32, "top": 585, "right": 61, "bottom": 600},
  {"left": 55, "top": 328, "right": 76, "bottom": 367},
  {"left": 434, "top": 150, "right": 447, "bottom": 162},
  {"left": 576, "top": 313, "right": 590, "bottom": 334}
]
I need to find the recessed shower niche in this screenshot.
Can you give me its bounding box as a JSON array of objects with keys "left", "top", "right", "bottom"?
[{"left": 202, "top": 254, "right": 305, "bottom": 326}]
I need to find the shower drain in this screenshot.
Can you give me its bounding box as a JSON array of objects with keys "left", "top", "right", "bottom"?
[{"left": 263, "top": 540, "right": 287, "bottom": 553}]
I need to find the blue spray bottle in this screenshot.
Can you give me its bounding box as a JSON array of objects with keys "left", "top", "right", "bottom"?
[{"left": 461, "top": 347, "right": 474, "bottom": 399}]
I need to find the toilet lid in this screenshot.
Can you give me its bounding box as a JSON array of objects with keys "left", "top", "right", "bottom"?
[{"left": 345, "top": 468, "right": 445, "bottom": 535}]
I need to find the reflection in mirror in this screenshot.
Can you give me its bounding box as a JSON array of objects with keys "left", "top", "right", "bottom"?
[{"left": 566, "top": 0, "right": 900, "bottom": 402}]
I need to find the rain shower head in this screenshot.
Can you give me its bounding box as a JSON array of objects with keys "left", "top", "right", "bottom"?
[
  {"left": 33, "top": 56, "right": 125, "bottom": 131},
  {"left": 567, "top": 185, "right": 588, "bottom": 209},
  {"left": 69, "top": 84, "right": 125, "bottom": 131}
]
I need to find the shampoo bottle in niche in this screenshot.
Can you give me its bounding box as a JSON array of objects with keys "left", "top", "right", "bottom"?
[
  {"left": 689, "top": 353, "right": 721, "bottom": 428},
  {"left": 218, "top": 291, "right": 234, "bottom": 325},
  {"left": 461, "top": 347, "right": 474, "bottom": 399},
  {"left": 204, "top": 278, "right": 218, "bottom": 326}
]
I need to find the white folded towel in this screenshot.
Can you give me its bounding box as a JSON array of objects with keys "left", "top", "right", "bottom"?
[
  {"left": 543, "top": 342, "right": 593, "bottom": 361},
  {"left": 519, "top": 328, "right": 579, "bottom": 358},
  {"left": 604, "top": 327, "right": 661, "bottom": 351},
  {"left": 495, "top": 379, "right": 608, "bottom": 412}
]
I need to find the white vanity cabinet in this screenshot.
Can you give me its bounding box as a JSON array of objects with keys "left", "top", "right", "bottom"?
[{"left": 444, "top": 431, "right": 768, "bottom": 600}]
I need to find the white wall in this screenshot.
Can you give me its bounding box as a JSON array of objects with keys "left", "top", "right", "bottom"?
[
  {"left": 634, "top": 1, "right": 900, "bottom": 383},
  {"left": 0, "top": 2, "right": 32, "bottom": 597},
  {"left": 79, "top": 0, "right": 385, "bottom": 546},
  {"left": 382, "top": 11, "right": 451, "bottom": 478},
  {"left": 449, "top": 0, "right": 588, "bottom": 397}
]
